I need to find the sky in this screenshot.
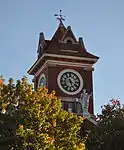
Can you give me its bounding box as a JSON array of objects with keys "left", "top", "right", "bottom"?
[{"left": 0, "top": 0, "right": 124, "bottom": 114}]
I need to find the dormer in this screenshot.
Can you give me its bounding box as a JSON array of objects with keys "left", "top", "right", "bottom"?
[
  {"left": 64, "top": 37, "right": 75, "bottom": 44},
  {"left": 60, "top": 26, "right": 77, "bottom": 44}
]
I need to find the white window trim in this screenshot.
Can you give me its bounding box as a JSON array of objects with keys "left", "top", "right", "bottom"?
[
  {"left": 38, "top": 74, "right": 46, "bottom": 87},
  {"left": 63, "top": 37, "right": 75, "bottom": 44}
]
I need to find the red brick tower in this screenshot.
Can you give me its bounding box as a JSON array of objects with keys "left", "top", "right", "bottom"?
[{"left": 28, "top": 19, "right": 99, "bottom": 117}]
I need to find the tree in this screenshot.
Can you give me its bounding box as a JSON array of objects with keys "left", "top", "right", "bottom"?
[
  {"left": 0, "top": 76, "right": 86, "bottom": 150},
  {"left": 87, "top": 99, "right": 124, "bottom": 150},
  {"left": 0, "top": 77, "right": 18, "bottom": 149}
]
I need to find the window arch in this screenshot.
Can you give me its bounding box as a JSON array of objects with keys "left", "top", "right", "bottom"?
[
  {"left": 64, "top": 37, "right": 75, "bottom": 44},
  {"left": 67, "top": 40, "right": 72, "bottom": 44}
]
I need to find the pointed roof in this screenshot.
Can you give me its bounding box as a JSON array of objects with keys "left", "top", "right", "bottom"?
[
  {"left": 45, "top": 23, "right": 99, "bottom": 59},
  {"left": 51, "top": 22, "right": 66, "bottom": 43},
  {"left": 28, "top": 22, "right": 99, "bottom": 75}
]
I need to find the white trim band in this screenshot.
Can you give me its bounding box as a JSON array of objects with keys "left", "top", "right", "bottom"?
[
  {"left": 28, "top": 53, "right": 98, "bottom": 74},
  {"left": 34, "top": 60, "right": 93, "bottom": 78}
]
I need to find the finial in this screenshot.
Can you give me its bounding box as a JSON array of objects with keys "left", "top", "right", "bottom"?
[{"left": 54, "top": 10, "right": 65, "bottom": 23}]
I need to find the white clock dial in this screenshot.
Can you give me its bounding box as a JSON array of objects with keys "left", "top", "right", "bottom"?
[
  {"left": 38, "top": 74, "right": 46, "bottom": 87},
  {"left": 57, "top": 69, "right": 83, "bottom": 95}
]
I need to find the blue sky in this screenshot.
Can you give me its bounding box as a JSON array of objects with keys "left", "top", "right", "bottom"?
[{"left": 0, "top": 0, "right": 124, "bottom": 114}]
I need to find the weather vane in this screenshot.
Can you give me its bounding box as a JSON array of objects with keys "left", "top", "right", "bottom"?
[{"left": 54, "top": 10, "right": 65, "bottom": 23}]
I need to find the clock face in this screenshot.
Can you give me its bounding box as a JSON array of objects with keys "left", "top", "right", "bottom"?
[
  {"left": 57, "top": 69, "right": 83, "bottom": 95},
  {"left": 38, "top": 74, "right": 46, "bottom": 87}
]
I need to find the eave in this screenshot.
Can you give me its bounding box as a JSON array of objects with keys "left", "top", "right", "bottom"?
[{"left": 27, "top": 53, "right": 99, "bottom": 75}]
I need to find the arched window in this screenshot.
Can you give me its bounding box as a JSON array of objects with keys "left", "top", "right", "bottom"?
[
  {"left": 64, "top": 37, "right": 75, "bottom": 44},
  {"left": 67, "top": 40, "right": 73, "bottom": 44}
]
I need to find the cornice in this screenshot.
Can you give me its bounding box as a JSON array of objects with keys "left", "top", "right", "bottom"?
[
  {"left": 28, "top": 53, "right": 98, "bottom": 74},
  {"left": 34, "top": 60, "right": 94, "bottom": 78}
]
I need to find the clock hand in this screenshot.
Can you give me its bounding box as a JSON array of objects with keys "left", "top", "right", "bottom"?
[
  {"left": 66, "top": 78, "right": 75, "bottom": 87},
  {"left": 69, "top": 78, "right": 74, "bottom": 86},
  {"left": 69, "top": 78, "right": 75, "bottom": 85},
  {"left": 66, "top": 78, "right": 71, "bottom": 87}
]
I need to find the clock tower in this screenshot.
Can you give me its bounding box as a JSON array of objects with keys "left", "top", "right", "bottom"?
[{"left": 28, "top": 15, "right": 99, "bottom": 117}]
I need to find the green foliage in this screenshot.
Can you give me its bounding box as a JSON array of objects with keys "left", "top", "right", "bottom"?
[
  {"left": 0, "top": 76, "right": 86, "bottom": 150},
  {"left": 87, "top": 99, "right": 124, "bottom": 150}
]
